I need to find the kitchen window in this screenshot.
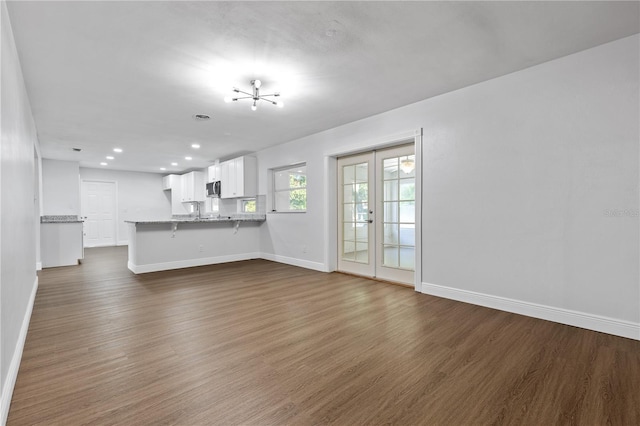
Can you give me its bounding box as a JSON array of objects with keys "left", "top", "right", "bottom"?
[
  {"left": 272, "top": 163, "right": 306, "bottom": 212},
  {"left": 240, "top": 198, "right": 256, "bottom": 213}
]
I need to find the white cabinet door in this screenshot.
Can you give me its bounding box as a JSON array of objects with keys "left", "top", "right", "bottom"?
[
  {"left": 220, "top": 156, "right": 256, "bottom": 198},
  {"left": 162, "top": 174, "right": 180, "bottom": 190},
  {"left": 171, "top": 175, "right": 190, "bottom": 215},
  {"left": 237, "top": 156, "right": 257, "bottom": 198},
  {"left": 207, "top": 165, "right": 221, "bottom": 183},
  {"left": 221, "top": 160, "right": 237, "bottom": 198},
  {"left": 181, "top": 171, "right": 205, "bottom": 202}
]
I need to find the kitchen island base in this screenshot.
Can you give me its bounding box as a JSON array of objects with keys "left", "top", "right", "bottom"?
[{"left": 127, "top": 218, "right": 264, "bottom": 274}]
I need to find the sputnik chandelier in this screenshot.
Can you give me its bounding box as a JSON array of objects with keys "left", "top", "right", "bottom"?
[{"left": 224, "top": 79, "right": 284, "bottom": 111}]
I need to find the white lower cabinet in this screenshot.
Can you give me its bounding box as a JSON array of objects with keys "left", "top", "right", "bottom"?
[{"left": 41, "top": 222, "right": 84, "bottom": 267}]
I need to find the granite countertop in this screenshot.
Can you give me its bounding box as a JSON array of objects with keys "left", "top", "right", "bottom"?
[
  {"left": 125, "top": 214, "right": 266, "bottom": 224},
  {"left": 41, "top": 215, "right": 84, "bottom": 223}
]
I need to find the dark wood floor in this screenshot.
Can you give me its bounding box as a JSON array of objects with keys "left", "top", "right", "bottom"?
[{"left": 8, "top": 247, "right": 640, "bottom": 425}]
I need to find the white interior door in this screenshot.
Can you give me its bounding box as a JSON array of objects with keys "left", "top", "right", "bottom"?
[
  {"left": 81, "top": 180, "right": 116, "bottom": 247},
  {"left": 337, "top": 144, "right": 416, "bottom": 285}
]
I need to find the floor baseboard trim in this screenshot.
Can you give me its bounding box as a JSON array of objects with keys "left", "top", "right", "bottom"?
[
  {"left": 421, "top": 282, "right": 639, "bottom": 341},
  {"left": 260, "top": 253, "right": 327, "bottom": 272},
  {"left": 1, "top": 275, "right": 38, "bottom": 425},
  {"left": 128, "top": 252, "right": 262, "bottom": 274}
]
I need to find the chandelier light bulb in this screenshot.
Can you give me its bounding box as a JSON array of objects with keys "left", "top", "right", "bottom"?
[
  {"left": 276, "top": 101, "right": 284, "bottom": 108},
  {"left": 224, "top": 96, "right": 233, "bottom": 103},
  {"left": 253, "top": 79, "right": 262, "bottom": 89},
  {"left": 251, "top": 103, "right": 257, "bottom": 111}
]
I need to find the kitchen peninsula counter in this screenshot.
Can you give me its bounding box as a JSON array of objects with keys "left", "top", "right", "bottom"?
[
  {"left": 126, "top": 214, "right": 265, "bottom": 274},
  {"left": 127, "top": 214, "right": 265, "bottom": 225}
]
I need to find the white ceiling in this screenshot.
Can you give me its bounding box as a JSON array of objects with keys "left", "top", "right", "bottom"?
[{"left": 7, "top": 1, "right": 639, "bottom": 174}]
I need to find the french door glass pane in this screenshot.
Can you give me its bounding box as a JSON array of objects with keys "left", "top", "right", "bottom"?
[
  {"left": 384, "top": 201, "right": 398, "bottom": 222},
  {"left": 384, "top": 180, "right": 398, "bottom": 201},
  {"left": 355, "top": 184, "right": 368, "bottom": 203},
  {"left": 343, "top": 184, "right": 355, "bottom": 203},
  {"left": 399, "top": 201, "right": 415, "bottom": 223},
  {"left": 355, "top": 164, "right": 368, "bottom": 182},
  {"left": 343, "top": 165, "right": 355, "bottom": 184},
  {"left": 342, "top": 162, "right": 368, "bottom": 264},
  {"left": 343, "top": 222, "right": 355, "bottom": 240},
  {"left": 399, "top": 224, "right": 415, "bottom": 246},
  {"left": 384, "top": 223, "right": 399, "bottom": 245},
  {"left": 399, "top": 155, "right": 415, "bottom": 178},
  {"left": 399, "top": 247, "right": 415, "bottom": 270},
  {"left": 343, "top": 241, "right": 355, "bottom": 259},
  {"left": 355, "top": 243, "right": 369, "bottom": 262},
  {"left": 355, "top": 223, "right": 368, "bottom": 241},
  {"left": 384, "top": 158, "right": 398, "bottom": 179},
  {"left": 343, "top": 204, "right": 355, "bottom": 222},
  {"left": 399, "top": 179, "right": 414, "bottom": 200},
  {"left": 383, "top": 245, "right": 399, "bottom": 268}
]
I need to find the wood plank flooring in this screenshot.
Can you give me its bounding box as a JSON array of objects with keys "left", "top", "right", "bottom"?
[{"left": 8, "top": 246, "right": 640, "bottom": 425}]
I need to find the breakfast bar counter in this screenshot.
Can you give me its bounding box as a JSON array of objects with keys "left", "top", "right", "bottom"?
[{"left": 126, "top": 214, "right": 265, "bottom": 274}]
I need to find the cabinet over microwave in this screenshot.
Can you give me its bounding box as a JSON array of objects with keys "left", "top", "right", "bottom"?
[{"left": 206, "top": 181, "right": 221, "bottom": 198}]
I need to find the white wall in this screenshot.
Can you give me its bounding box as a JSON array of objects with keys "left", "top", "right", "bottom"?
[
  {"left": 41, "top": 159, "right": 80, "bottom": 216},
  {"left": 1, "top": 2, "right": 39, "bottom": 421},
  {"left": 80, "top": 168, "right": 171, "bottom": 245},
  {"left": 257, "top": 35, "right": 639, "bottom": 337}
]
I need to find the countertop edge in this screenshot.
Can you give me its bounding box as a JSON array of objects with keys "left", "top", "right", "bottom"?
[{"left": 125, "top": 217, "right": 266, "bottom": 224}]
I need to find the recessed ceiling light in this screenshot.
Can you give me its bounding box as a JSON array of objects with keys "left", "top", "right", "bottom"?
[
  {"left": 100, "top": 162, "right": 108, "bottom": 166},
  {"left": 171, "top": 162, "right": 178, "bottom": 166},
  {"left": 185, "top": 156, "right": 192, "bottom": 160},
  {"left": 191, "top": 143, "right": 200, "bottom": 149},
  {"left": 106, "top": 156, "right": 114, "bottom": 160},
  {"left": 160, "top": 167, "right": 166, "bottom": 171},
  {"left": 193, "top": 114, "right": 210, "bottom": 121},
  {"left": 113, "top": 148, "right": 123, "bottom": 153}
]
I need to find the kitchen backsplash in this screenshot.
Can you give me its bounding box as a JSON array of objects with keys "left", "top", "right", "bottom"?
[{"left": 173, "top": 195, "right": 266, "bottom": 219}]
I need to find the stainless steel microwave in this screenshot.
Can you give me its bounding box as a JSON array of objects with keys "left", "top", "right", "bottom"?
[{"left": 206, "top": 181, "right": 221, "bottom": 198}]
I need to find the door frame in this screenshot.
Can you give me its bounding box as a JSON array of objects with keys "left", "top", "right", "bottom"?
[
  {"left": 80, "top": 179, "right": 119, "bottom": 247},
  {"left": 324, "top": 129, "right": 423, "bottom": 292}
]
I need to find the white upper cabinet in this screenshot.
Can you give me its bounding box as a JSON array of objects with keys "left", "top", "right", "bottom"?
[
  {"left": 180, "top": 171, "right": 205, "bottom": 202},
  {"left": 162, "top": 174, "right": 181, "bottom": 191},
  {"left": 207, "top": 164, "right": 221, "bottom": 183},
  {"left": 220, "top": 156, "right": 257, "bottom": 199}
]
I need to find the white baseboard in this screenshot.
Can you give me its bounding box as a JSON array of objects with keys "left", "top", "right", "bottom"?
[
  {"left": 260, "top": 253, "right": 327, "bottom": 272},
  {"left": 421, "top": 282, "right": 639, "bottom": 341},
  {"left": 1, "top": 276, "right": 38, "bottom": 425},
  {"left": 35, "top": 262, "right": 42, "bottom": 271},
  {"left": 128, "top": 252, "right": 262, "bottom": 274}
]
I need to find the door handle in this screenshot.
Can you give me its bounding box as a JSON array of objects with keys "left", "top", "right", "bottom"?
[{"left": 368, "top": 219, "right": 373, "bottom": 223}]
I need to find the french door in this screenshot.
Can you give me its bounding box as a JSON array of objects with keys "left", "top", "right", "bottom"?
[{"left": 337, "top": 144, "right": 416, "bottom": 285}]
